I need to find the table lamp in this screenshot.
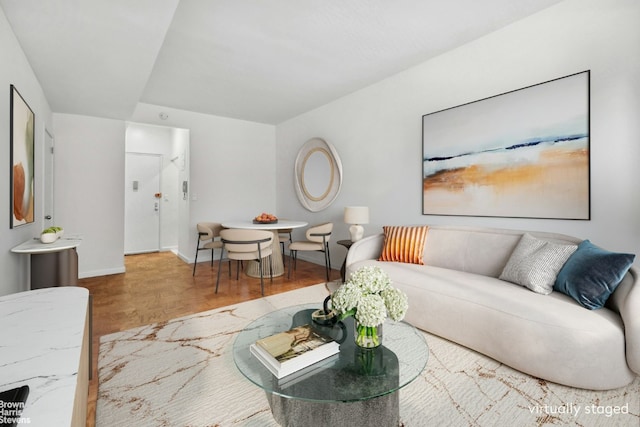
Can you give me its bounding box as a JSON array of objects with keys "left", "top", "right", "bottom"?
[{"left": 344, "top": 206, "right": 369, "bottom": 242}]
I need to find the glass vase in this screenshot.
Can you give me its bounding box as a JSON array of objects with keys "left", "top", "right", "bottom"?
[
  {"left": 355, "top": 345, "right": 386, "bottom": 376},
  {"left": 354, "top": 320, "right": 382, "bottom": 349}
]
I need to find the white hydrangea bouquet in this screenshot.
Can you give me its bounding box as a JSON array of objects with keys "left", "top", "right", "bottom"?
[{"left": 331, "top": 266, "right": 408, "bottom": 348}]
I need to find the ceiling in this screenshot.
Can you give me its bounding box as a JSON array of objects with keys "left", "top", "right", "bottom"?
[{"left": 1, "top": 0, "right": 563, "bottom": 124}]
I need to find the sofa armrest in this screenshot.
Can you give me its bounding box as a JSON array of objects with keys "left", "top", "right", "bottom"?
[
  {"left": 345, "top": 234, "right": 384, "bottom": 274},
  {"left": 608, "top": 266, "right": 640, "bottom": 375}
]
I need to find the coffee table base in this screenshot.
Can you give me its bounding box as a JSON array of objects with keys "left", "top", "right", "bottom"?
[
  {"left": 245, "top": 231, "right": 285, "bottom": 278},
  {"left": 266, "top": 390, "right": 399, "bottom": 427}
]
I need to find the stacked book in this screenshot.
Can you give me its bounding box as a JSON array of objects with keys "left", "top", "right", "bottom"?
[{"left": 250, "top": 324, "right": 340, "bottom": 379}]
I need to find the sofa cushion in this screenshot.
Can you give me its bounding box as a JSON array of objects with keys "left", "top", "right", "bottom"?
[
  {"left": 499, "top": 233, "right": 577, "bottom": 294},
  {"left": 554, "top": 240, "right": 635, "bottom": 310},
  {"left": 379, "top": 225, "right": 429, "bottom": 265},
  {"left": 422, "top": 228, "right": 522, "bottom": 278}
]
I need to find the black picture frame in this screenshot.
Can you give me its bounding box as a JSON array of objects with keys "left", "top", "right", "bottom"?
[
  {"left": 422, "top": 71, "right": 590, "bottom": 220},
  {"left": 10, "top": 84, "right": 35, "bottom": 228}
]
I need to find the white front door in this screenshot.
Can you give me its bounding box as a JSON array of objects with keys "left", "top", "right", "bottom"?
[{"left": 125, "top": 153, "right": 161, "bottom": 254}]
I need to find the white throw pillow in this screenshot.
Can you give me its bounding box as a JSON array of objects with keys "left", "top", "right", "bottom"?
[{"left": 499, "top": 234, "right": 577, "bottom": 295}]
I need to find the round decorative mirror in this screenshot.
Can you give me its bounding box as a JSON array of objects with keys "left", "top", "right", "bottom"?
[{"left": 294, "top": 138, "right": 342, "bottom": 212}]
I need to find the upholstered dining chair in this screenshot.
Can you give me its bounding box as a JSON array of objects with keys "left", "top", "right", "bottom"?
[
  {"left": 216, "top": 229, "right": 274, "bottom": 296},
  {"left": 288, "top": 222, "right": 333, "bottom": 281},
  {"left": 193, "top": 222, "right": 223, "bottom": 276}
]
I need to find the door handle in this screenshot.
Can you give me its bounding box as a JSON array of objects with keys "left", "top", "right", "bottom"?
[{"left": 44, "top": 215, "right": 52, "bottom": 220}]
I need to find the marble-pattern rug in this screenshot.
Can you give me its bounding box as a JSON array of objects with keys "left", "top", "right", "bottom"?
[{"left": 96, "top": 284, "right": 640, "bottom": 426}]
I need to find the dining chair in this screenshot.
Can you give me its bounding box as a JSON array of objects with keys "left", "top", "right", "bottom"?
[
  {"left": 193, "top": 222, "right": 224, "bottom": 276},
  {"left": 278, "top": 227, "right": 293, "bottom": 266},
  {"left": 216, "top": 229, "right": 274, "bottom": 296},
  {"left": 288, "top": 222, "right": 333, "bottom": 281}
]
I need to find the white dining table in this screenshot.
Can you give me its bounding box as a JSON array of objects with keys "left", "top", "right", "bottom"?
[{"left": 221, "top": 220, "right": 308, "bottom": 278}]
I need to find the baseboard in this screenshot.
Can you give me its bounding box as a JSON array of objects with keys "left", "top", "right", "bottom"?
[
  {"left": 79, "top": 266, "right": 126, "bottom": 279},
  {"left": 184, "top": 249, "right": 225, "bottom": 265},
  {"left": 176, "top": 250, "right": 193, "bottom": 264}
]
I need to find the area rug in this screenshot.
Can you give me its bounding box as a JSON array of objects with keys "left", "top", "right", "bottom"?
[{"left": 96, "top": 284, "right": 640, "bottom": 426}]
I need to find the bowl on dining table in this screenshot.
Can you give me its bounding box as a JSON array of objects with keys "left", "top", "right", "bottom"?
[{"left": 253, "top": 213, "right": 278, "bottom": 224}]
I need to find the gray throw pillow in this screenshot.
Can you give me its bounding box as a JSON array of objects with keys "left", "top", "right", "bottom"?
[{"left": 500, "top": 233, "right": 577, "bottom": 295}]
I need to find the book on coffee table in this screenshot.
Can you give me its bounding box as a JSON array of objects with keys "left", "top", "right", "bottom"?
[
  {"left": 250, "top": 324, "right": 340, "bottom": 379},
  {"left": 277, "top": 352, "right": 339, "bottom": 388}
]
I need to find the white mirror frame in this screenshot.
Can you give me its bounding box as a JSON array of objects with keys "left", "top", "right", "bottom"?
[{"left": 294, "top": 138, "right": 343, "bottom": 212}]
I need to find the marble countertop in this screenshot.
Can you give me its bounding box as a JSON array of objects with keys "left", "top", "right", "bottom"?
[
  {"left": 0, "top": 287, "right": 89, "bottom": 426},
  {"left": 11, "top": 237, "right": 82, "bottom": 254}
]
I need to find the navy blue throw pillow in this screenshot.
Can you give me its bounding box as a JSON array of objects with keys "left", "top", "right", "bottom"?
[{"left": 554, "top": 240, "right": 635, "bottom": 310}]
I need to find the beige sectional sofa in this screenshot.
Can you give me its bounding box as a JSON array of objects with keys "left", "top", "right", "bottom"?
[{"left": 345, "top": 225, "right": 639, "bottom": 390}]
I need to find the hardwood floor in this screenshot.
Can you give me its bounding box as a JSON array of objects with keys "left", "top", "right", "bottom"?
[{"left": 80, "top": 251, "right": 335, "bottom": 427}]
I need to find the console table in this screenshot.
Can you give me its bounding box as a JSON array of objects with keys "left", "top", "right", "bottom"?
[
  {"left": 233, "top": 304, "right": 429, "bottom": 426},
  {"left": 0, "top": 287, "right": 90, "bottom": 427},
  {"left": 11, "top": 237, "right": 82, "bottom": 289}
]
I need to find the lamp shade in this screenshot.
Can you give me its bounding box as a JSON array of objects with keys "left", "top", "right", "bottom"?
[{"left": 344, "top": 206, "right": 369, "bottom": 225}]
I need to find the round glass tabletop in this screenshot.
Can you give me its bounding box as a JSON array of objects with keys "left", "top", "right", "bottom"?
[{"left": 233, "top": 304, "right": 429, "bottom": 403}]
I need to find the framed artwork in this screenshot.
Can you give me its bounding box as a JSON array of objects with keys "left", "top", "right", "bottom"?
[
  {"left": 422, "top": 71, "right": 590, "bottom": 220},
  {"left": 10, "top": 84, "right": 35, "bottom": 228}
]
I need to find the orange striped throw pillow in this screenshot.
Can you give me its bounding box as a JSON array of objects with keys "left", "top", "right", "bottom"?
[{"left": 378, "top": 226, "right": 429, "bottom": 265}]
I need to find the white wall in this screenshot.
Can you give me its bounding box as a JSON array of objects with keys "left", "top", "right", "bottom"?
[
  {"left": 276, "top": 0, "right": 640, "bottom": 269},
  {"left": 130, "top": 103, "right": 277, "bottom": 264},
  {"left": 52, "top": 105, "right": 276, "bottom": 278},
  {"left": 0, "top": 8, "right": 53, "bottom": 295},
  {"left": 53, "top": 114, "right": 126, "bottom": 278},
  {"left": 172, "top": 127, "right": 191, "bottom": 260}
]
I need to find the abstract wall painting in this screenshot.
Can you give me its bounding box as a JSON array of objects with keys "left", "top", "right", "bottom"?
[
  {"left": 422, "top": 71, "right": 590, "bottom": 220},
  {"left": 10, "top": 85, "right": 35, "bottom": 228}
]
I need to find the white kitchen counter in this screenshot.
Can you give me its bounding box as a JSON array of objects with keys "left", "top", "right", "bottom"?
[{"left": 0, "top": 287, "right": 90, "bottom": 426}]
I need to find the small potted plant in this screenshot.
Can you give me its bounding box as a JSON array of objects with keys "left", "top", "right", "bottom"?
[
  {"left": 40, "top": 227, "right": 58, "bottom": 243},
  {"left": 51, "top": 226, "right": 64, "bottom": 238}
]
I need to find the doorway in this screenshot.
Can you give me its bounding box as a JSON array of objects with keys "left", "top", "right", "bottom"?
[{"left": 124, "top": 122, "right": 190, "bottom": 257}]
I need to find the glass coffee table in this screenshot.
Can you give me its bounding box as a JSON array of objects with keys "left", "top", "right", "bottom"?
[{"left": 233, "top": 304, "right": 429, "bottom": 426}]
